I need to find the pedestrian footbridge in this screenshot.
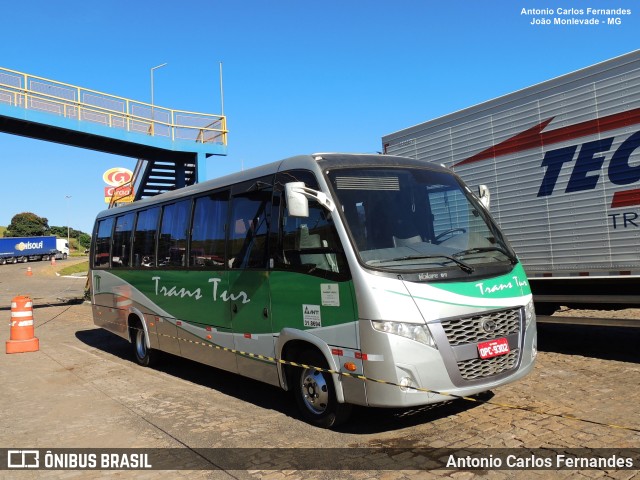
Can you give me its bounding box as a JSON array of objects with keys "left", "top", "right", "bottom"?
[{"left": 0, "top": 67, "right": 227, "bottom": 203}]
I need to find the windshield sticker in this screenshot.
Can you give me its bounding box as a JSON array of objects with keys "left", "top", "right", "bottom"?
[
  {"left": 321, "top": 284, "right": 340, "bottom": 306},
  {"left": 419, "top": 272, "right": 448, "bottom": 280},
  {"left": 303, "top": 304, "right": 322, "bottom": 327}
]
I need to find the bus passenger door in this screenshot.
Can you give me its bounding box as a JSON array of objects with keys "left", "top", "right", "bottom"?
[
  {"left": 270, "top": 170, "right": 359, "bottom": 362},
  {"left": 227, "top": 178, "right": 278, "bottom": 385}
]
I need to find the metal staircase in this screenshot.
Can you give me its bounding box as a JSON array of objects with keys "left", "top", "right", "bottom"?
[
  {"left": 134, "top": 159, "right": 197, "bottom": 199},
  {"left": 107, "top": 159, "right": 198, "bottom": 208}
]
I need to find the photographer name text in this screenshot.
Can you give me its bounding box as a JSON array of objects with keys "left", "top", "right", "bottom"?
[{"left": 521, "top": 7, "right": 632, "bottom": 25}]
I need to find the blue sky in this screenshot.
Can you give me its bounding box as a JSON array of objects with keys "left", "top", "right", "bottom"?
[{"left": 0, "top": 0, "right": 637, "bottom": 234}]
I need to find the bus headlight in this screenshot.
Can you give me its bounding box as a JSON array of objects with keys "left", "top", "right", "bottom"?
[
  {"left": 525, "top": 300, "right": 536, "bottom": 328},
  {"left": 371, "top": 321, "right": 437, "bottom": 348}
]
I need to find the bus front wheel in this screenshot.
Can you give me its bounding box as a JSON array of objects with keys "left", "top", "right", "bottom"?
[
  {"left": 293, "top": 351, "right": 351, "bottom": 428},
  {"left": 131, "top": 321, "right": 157, "bottom": 367}
]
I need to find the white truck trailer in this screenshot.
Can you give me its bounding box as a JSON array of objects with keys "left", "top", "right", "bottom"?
[{"left": 382, "top": 50, "right": 640, "bottom": 322}]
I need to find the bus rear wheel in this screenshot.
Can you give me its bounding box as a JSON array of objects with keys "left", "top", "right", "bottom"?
[
  {"left": 293, "top": 351, "right": 351, "bottom": 428},
  {"left": 131, "top": 321, "right": 157, "bottom": 367}
]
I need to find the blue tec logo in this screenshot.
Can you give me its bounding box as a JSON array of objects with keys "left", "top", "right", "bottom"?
[{"left": 537, "top": 131, "right": 640, "bottom": 198}]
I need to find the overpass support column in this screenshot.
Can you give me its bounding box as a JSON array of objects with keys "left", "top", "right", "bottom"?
[
  {"left": 196, "top": 152, "right": 208, "bottom": 182},
  {"left": 175, "top": 160, "right": 186, "bottom": 189}
]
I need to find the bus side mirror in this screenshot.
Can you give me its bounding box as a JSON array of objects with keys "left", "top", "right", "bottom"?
[
  {"left": 285, "top": 182, "right": 335, "bottom": 218},
  {"left": 285, "top": 182, "right": 310, "bottom": 217},
  {"left": 478, "top": 184, "right": 490, "bottom": 210}
]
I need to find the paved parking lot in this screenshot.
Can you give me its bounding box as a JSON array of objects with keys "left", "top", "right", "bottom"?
[{"left": 0, "top": 260, "right": 639, "bottom": 478}]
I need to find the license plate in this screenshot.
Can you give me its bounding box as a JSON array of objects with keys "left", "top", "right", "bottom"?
[{"left": 477, "top": 338, "right": 510, "bottom": 359}]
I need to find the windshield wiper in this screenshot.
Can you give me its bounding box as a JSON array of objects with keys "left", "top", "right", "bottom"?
[
  {"left": 370, "top": 254, "right": 475, "bottom": 274},
  {"left": 454, "top": 247, "right": 517, "bottom": 264}
]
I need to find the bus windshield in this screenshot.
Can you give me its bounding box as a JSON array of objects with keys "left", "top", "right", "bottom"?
[{"left": 327, "top": 167, "right": 516, "bottom": 274}]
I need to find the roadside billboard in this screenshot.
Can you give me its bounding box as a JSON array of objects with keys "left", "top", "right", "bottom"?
[{"left": 103, "top": 167, "right": 134, "bottom": 204}]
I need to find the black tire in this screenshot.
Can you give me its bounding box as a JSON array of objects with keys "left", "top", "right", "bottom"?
[
  {"left": 292, "top": 350, "right": 352, "bottom": 428},
  {"left": 131, "top": 321, "right": 158, "bottom": 367}
]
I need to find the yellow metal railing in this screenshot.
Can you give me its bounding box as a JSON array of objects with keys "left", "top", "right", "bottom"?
[{"left": 0, "top": 67, "right": 227, "bottom": 146}]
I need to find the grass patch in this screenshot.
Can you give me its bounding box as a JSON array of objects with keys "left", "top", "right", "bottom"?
[{"left": 58, "top": 260, "right": 89, "bottom": 276}]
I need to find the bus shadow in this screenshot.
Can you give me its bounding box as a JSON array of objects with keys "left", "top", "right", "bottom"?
[
  {"left": 75, "top": 328, "right": 297, "bottom": 416},
  {"left": 75, "top": 328, "right": 487, "bottom": 434},
  {"left": 338, "top": 393, "right": 491, "bottom": 434},
  {"left": 537, "top": 323, "right": 640, "bottom": 363}
]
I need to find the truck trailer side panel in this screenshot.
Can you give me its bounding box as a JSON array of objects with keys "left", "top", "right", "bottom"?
[
  {"left": 382, "top": 50, "right": 640, "bottom": 311},
  {"left": 0, "top": 236, "right": 58, "bottom": 263}
]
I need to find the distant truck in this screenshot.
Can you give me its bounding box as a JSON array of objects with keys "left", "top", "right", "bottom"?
[
  {"left": 0, "top": 235, "right": 62, "bottom": 264},
  {"left": 56, "top": 238, "right": 69, "bottom": 259},
  {"left": 382, "top": 50, "right": 640, "bottom": 317}
]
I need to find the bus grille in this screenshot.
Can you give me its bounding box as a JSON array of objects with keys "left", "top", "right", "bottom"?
[
  {"left": 457, "top": 349, "right": 519, "bottom": 380},
  {"left": 441, "top": 308, "right": 521, "bottom": 346}
]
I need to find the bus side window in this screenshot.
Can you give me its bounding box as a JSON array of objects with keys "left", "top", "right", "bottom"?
[
  {"left": 93, "top": 217, "right": 114, "bottom": 269},
  {"left": 158, "top": 200, "right": 191, "bottom": 267},
  {"left": 190, "top": 191, "right": 228, "bottom": 268},
  {"left": 112, "top": 213, "right": 134, "bottom": 268},
  {"left": 228, "top": 185, "right": 272, "bottom": 269},
  {"left": 132, "top": 207, "right": 160, "bottom": 267}
]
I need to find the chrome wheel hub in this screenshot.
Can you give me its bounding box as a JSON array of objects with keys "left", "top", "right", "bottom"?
[{"left": 301, "top": 368, "right": 329, "bottom": 414}]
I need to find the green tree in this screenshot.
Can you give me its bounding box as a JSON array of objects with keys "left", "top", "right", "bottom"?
[
  {"left": 4, "top": 212, "right": 50, "bottom": 237},
  {"left": 48, "top": 225, "right": 92, "bottom": 252},
  {"left": 77, "top": 233, "right": 91, "bottom": 250},
  {"left": 49, "top": 226, "right": 67, "bottom": 237},
  {"left": 49, "top": 225, "right": 92, "bottom": 251}
]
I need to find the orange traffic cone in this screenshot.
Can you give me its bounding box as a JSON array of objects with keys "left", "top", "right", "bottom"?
[
  {"left": 6, "top": 295, "right": 39, "bottom": 354},
  {"left": 26, "top": 267, "right": 33, "bottom": 276}
]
